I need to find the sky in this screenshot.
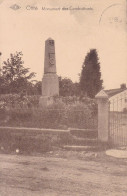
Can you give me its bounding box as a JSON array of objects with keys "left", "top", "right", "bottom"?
[{"left": 0, "top": 0, "right": 127, "bottom": 89}]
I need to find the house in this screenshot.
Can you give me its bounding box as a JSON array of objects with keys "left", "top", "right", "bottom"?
[{"left": 105, "top": 84, "right": 127, "bottom": 112}]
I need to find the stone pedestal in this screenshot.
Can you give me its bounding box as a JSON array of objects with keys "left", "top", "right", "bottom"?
[
  {"left": 42, "top": 73, "right": 59, "bottom": 97},
  {"left": 39, "top": 96, "right": 54, "bottom": 107}
]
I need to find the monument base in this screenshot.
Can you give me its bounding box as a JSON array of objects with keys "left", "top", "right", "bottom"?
[
  {"left": 42, "top": 73, "right": 59, "bottom": 97},
  {"left": 39, "top": 96, "right": 54, "bottom": 107}
]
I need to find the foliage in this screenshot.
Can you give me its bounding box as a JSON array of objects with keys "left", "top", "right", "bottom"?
[
  {"left": 0, "top": 76, "right": 7, "bottom": 94},
  {"left": 59, "top": 77, "right": 80, "bottom": 96},
  {"left": 0, "top": 94, "right": 97, "bottom": 129},
  {"left": 80, "top": 49, "right": 103, "bottom": 98},
  {"left": 1, "top": 52, "right": 36, "bottom": 94},
  {"left": 33, "top": 81, "right": 42, "bottom": 95},
  {"left": 0, "top": 94, "right": 40, "bottom": 109}
]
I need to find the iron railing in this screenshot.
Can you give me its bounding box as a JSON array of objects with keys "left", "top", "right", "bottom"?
[{"left": 109, "top": 92, "right": 127, "bottom": 146}]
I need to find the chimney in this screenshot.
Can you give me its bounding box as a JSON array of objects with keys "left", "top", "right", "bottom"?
[{"left": 120, "top": 83, "right": 126, "bottom": 89}]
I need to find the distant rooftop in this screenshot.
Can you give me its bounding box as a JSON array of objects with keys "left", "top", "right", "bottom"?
[{"left": 105, "top": 84, "right": 127, "bottom": 97}]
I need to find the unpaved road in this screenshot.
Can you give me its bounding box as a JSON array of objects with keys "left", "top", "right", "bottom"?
[{"left": 0, "top": 151, "right": 127, "bottom": 196}]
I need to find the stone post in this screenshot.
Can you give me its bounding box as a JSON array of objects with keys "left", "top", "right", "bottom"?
[{"left": 95, "top": 90, "right": 109, "bottom": 142}]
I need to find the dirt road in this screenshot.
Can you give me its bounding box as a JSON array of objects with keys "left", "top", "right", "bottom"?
[{"left": 0, "top": 151, "right": 127, "bottom": 196}]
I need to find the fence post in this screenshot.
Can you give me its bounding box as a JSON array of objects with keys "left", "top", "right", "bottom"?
[{"left": 95, "top": 90, "right": 109, "bottom": 142}]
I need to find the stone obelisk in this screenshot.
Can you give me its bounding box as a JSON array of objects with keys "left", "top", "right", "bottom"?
[{"left": 39, "top": 38, "right": 59, "bottom": 106}]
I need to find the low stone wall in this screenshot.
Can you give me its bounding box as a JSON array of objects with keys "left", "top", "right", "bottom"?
[
  {"left": 0, "top": 127, "right": 98, "bottom": 154},
  {"left": 0, "top": 127, "right": 71, "bottom": 155}
]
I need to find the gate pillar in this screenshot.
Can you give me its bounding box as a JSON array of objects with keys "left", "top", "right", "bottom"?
[{"left": 95, "top": 90, "right": 109, "bottom": 142}]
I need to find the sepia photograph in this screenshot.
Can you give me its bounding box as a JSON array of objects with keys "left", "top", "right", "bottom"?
[{"left": 0, "top": 0, "right": 127, "bottom": 195}]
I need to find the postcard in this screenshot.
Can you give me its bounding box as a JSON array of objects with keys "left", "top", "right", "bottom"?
[{"left": 0, "top": 0, "right": 127, "bottom": 195}]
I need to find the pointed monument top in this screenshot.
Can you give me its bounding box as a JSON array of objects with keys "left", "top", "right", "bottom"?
[{"left": 47, "top": 37, "right": 54, "bottom": 41}]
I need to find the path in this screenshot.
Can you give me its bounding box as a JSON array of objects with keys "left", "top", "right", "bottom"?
[{"left": 0, "top": 151, "right": 127, "bottom": 196}]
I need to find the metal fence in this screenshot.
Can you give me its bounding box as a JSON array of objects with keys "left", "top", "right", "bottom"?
[{"left": 109, "top": 92, "right": 127, "bottom": 146}]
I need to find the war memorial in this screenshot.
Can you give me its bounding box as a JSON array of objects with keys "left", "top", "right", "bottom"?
[{"left": 39, "top": 38, "right": 59, "bottom": 106}]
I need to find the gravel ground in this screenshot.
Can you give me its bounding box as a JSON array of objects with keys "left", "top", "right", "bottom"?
[{"left": 0, "top": 150, "right": 127, "bottom": 196}]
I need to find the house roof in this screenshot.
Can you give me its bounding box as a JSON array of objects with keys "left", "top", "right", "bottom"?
[{"left": 105, "top": 88, "right": 127, "bottom": 98}]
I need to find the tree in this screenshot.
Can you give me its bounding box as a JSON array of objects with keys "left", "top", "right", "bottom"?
[
  {"left": 33, "top": 81, "right": 42, "bottom": 95},
  {"left": 0, "top": 75, "right": 8, "bottom": 94},
  {"left": 59, "top": 77, "right": 73, "bottom": 97},
  {"left": 59, "top": 77, "right": 81, "bottom": 97},
  {"left": 80, "top": 49, "right": 103, "bottom": 98},
  {"left": 2, "top": 52, "right": 36, "bottom": 94}
]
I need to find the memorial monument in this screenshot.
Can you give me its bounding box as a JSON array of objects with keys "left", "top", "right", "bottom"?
[{"left": 39, "top": 38, "right": 59, "bottom": 106}]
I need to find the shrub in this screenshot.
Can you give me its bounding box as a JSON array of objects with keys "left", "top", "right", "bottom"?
[{"left": 0, "top": 94, "right": 97, "bottom": 129}]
